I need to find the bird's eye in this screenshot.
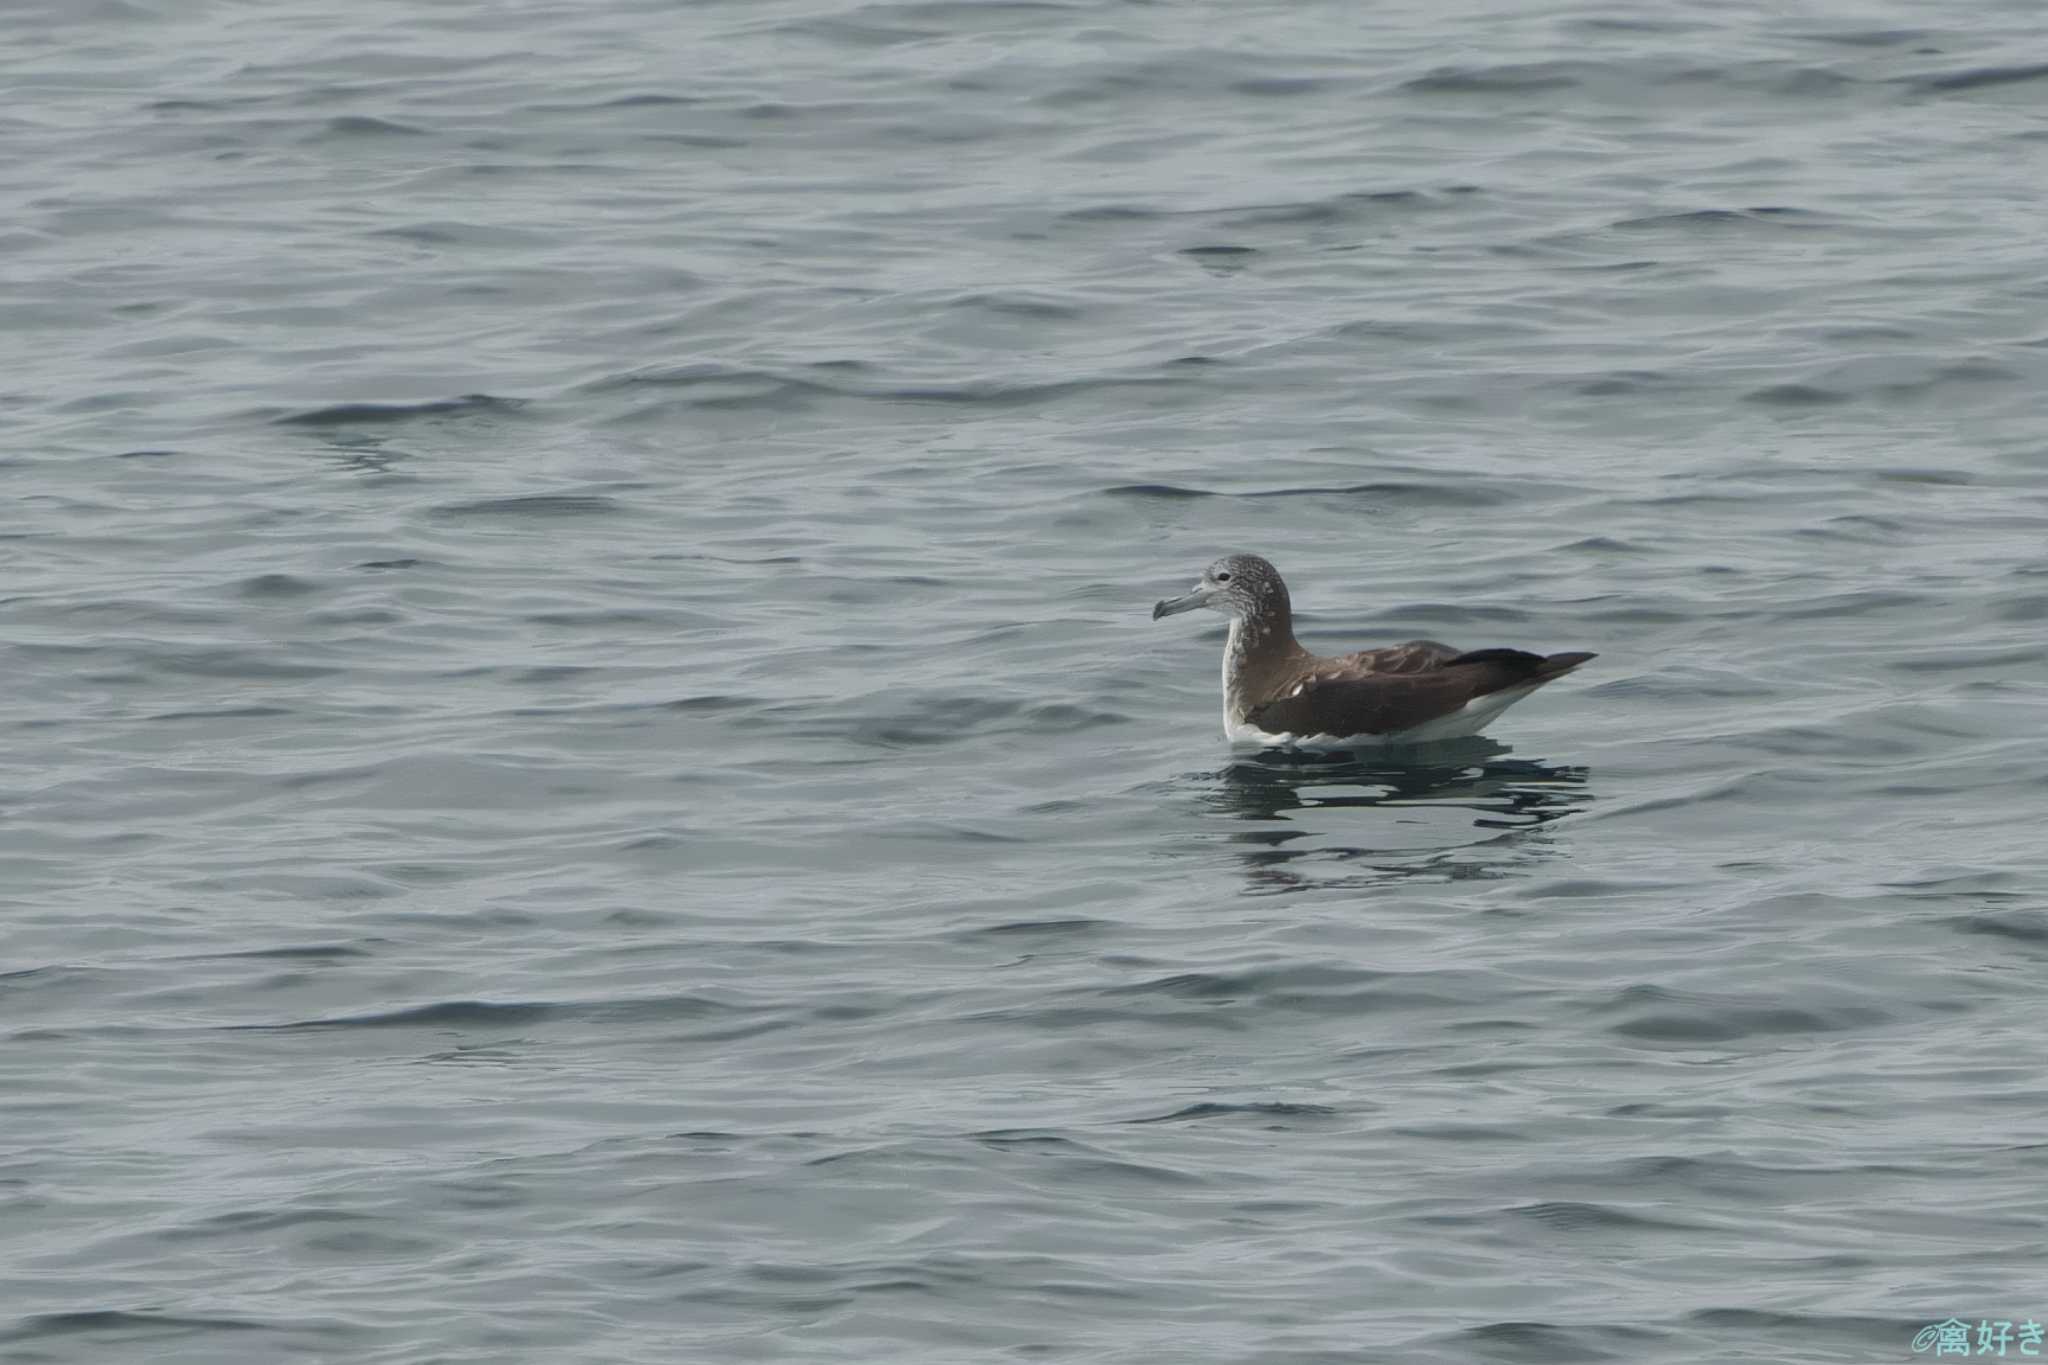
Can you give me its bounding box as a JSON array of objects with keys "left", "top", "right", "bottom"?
[{"left": 1215, "top": 572, "right": 1231, "bottom": 583}]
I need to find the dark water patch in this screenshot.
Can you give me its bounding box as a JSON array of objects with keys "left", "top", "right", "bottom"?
[
  {"left": 204, "top": 942, "right": 377, "bottom": 962},
  {"left": 1614, "top": 206, "right": 1825, "bottom": 232},
  {"left": 970, "top": 1129, "right": 1082, "bottom": 1152},
  {"left": 589, "top": 360, "right": 1174, "bottom": 411},
  {"left": 531, "top": 91, "right": 702, "bottom": 111},
  {"left": 1953, "top": 910, "right": 2048, "bottom": 945},
  {"left": 772, "top": 14, "right": 935, "bottom": 48},
  {"left": 652, "top": 551, "right": 805, "bottom": 565},
  {"left": 946, "top": 291, "right": 1084, "bottom": 320},
  {"left": 1126, "top": 1101, "right": 1339, "bottom": 1124},
  {"left": 1508, "top": 1200, "right": 1716, "bottom": 1234},
  {"left": 1746, "top": 382, "right": 1852, "bottom": 406},
  {"left": 0, "top": 1310, "right": 286, "bottom": 1344},
  {"left": 1179, "top": 244, "right": 1256, "bottom": 258},
  {"left": 1594, "top": 984, "right": 1894, "bottom": 1044},
  {"left": 239, "top": 992, "right": 763, "bottom": 1033},
  {"left": 369, "top": 221, "right": 551, "bottom": 248},
  {"left": 1230, "top": 76, "right": 1332, "bottom": 97},
  {"left": 1791, "top": 515, "right": 1909, "bottom": 544},
  {"left": 233, "top": 999, "right": 561, "bottom": 1031},
  {"left": 1909, "top": 63, "right": 2048, "bottom": 95},
  {"left": 429, "top": 493, "right": 625, "bottom": 520},
  {"left": 1102, "top": 482, "right": 1210, "bottom": 500},
  {"left": 1330, "top": 316, "right": 1529, "bottom": 345},
  {"left": 234, "top": 572, "right": 320, "bottom": 599},
  {"left": 581, "top": 362, "right": 819, "bottom": 401},
  {"left": 156, "top": 649, "right": 339, "bottom": 681},
  {"left": 161, "top": 1206, "right": 382, "bottom": 1242},
  {"left": 116, "top": 448, "right": 179, "bottom": 459},
  {"left": 316, "top": 115, "right": 428, "bottom": 138},
  {"left": 1564, "top": 15, "right": 1708, "bottom": 35},
  {"left": 144, "top": 704, "right": 295, "bottom": 722},
  {"left": 880, "top": 375, "right": 1178, "bottom": 406},
  {"left": 523, "top": 608, "right": 675, "bottom": 628},
  {"left": 1561, "top": 535, "right": 1649, "bottom": 553},
  {"left": 1401, "top": 63, "right": 1583, "bottom": 95},
  {"left": 875, "top": 821, "right": 1031, "bottom": 846},
  {"left": 1888, "top": 645, "right": 2047, "bottom": 673},
  {"left": 1102, "top": 964, "right": 1470, "bottom": 1016},
  {"left": 1056, "top": 203, "right": 1162, "bottom": 223},
  {"left": 1686, "top": 1308, "right": 1923, "bottom": 1356},
  {"left": 1102, "top": 480, "right": 1509, "bottom": 508},
  {"left": 1891, "top": 867, "right": 2027, "bottom": 897},
  {"left": 276, "top": 393, "right": 525, "bottom": 426},
  {"left": 1435, "top": 1319, "right": 1668, "bottom": 1362},
  {"left": 959, "top": 1135, "right": 1208, "bottom": 1189},
  {"left": 1571, "top": 370, "right": 1676, "bottom": 396},
  {"left": 1246, "top": 479, "right": 1510, "bottom": 507},
  {"left": 1873, "top": 465, "right": 1972, "bottom": 486},
  {"left": 1788, "top": 27, "right": 1931, "bottom": 48},
  {"left": 964, "top": 1001, "right": 1248, "bottom": 1034},
  {"left": 510, "top": 664, "right": 603, "bottom": 684},
  {"left": 1214, "top": 188, "right": 1448, "bottom": 228},
  {"left": 1987, "top": 592, "right": 2048, "bottom": 623},
  {"left": 954, "top": 917, "right": 1108, "bottom": 941},
  {"left": 355, "top": 557, "right": 424, "bottom": 570},
  {"left": 659, "top": 694, "right": 757, "bottom": 714}
]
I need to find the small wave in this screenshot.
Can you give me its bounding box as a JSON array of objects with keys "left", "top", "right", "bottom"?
[
  {"left": 0, "top": 1310, "right": 276, "bottom": 1343},
  {"left": 1592, "top": 983, "right": 1893, "bottom": 1044},
  {"left": 1613, "top": 206, "right": 1823, "bottom": 231},
  {"left": 237, "top": 1000, "right": 559, "bottom": 1031},
  {"left": 276, "top": 394, "right": 524, "bottom": 426},
  {"left": 1126, "top": 1101, "right": 1339, "bottom": 1124},
  {"left": 429, "top": 493, "right": 625, "bottom": 520},
  {"left": 1432, "top": 1320, "right": 1669, "bottom": 1360},
  {"left": 587, "top": 361, "right": 1176, "bottom": 411},
  {"left": 1954, "top": 911, "right": 2048, "bottom": 945},
  {"left": 1101, "top": 963, "right": 1460, "bottom": 1015},
  {"left": 953, "top": 917, "right": 1107, "bottom": 941},
  {"left": 1402, "top": 63, "right": 1584, "bottom": 95},
  {"left": 235, "top": 573, "right": 320, "bottom": 599},
  {"left": 1909, "top": 62, "right": 2048, "bottom": 94},
  {"left": 1510, "top": 1200, "right": 1713, "bottom": 1233},
  {"left": 1745, "top": 382, "right": 1851, "bottom": 406},
  {"left": 317, "top": 115, "right": 426, "bottom": 138},
  {"left": 204, "top": 943, "right": 376, "bottom": 962},
  {"left": 944, "top": 291, "right": 1084, "bottom": 320},
  {"left": 1101, "top": 480, "right": 1508, "bottom": 507}
]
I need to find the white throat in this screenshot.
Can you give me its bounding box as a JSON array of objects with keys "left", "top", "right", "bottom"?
[{"left": 1221, "top": 614, "right": 1252, "bottom": 730}]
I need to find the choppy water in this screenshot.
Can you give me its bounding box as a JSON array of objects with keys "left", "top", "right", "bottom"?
[{"left": 7, "top": 2, "right": 2048, "bottom": 1361}]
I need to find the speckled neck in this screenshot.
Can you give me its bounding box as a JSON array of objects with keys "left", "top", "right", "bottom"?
[{"left": 1222, "top": 592, "right": 1308, "bottom": 726}]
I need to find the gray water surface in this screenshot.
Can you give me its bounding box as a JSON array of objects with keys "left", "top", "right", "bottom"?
[{"left": 6, "top": 2, "right": 2048, "bottom": 1362}]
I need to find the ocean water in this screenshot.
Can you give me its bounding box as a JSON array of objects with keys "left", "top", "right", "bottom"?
[{"left": 5, "top": 1, "right": 2047, "bottom": 1361}]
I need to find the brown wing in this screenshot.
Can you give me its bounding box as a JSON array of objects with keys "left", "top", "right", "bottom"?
[
  {"left": 1328, "top": 639, "right": 1463, "bottom": 675},
  {"left": 1247, "top": 648, "right": 1595, "bottom": 738}
]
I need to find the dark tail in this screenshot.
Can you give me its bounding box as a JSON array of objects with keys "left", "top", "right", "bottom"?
[
  {"left": 1449, "top": 648, "right": 1597, "bottom": 682},
  {"left": 1535, "top": 650, "right": 1596, "bottom": 679}
]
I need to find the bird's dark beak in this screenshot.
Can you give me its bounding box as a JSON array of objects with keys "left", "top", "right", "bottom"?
[{"left": 1152, "top": 587, "right": 1212, "bottom": 620}]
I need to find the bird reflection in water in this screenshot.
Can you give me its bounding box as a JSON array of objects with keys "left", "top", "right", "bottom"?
[{"left": 1194, "top": 738, "right": 1592, "bottom": 893}]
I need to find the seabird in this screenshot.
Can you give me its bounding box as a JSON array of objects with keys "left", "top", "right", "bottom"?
[{"left": 1152, "top": 553, "right": 1595, "bottom": 745}]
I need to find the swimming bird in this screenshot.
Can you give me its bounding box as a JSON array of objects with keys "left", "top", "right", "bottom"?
[{"left": 1152, "top": 553, "right": 1594, "bottom": 745}]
